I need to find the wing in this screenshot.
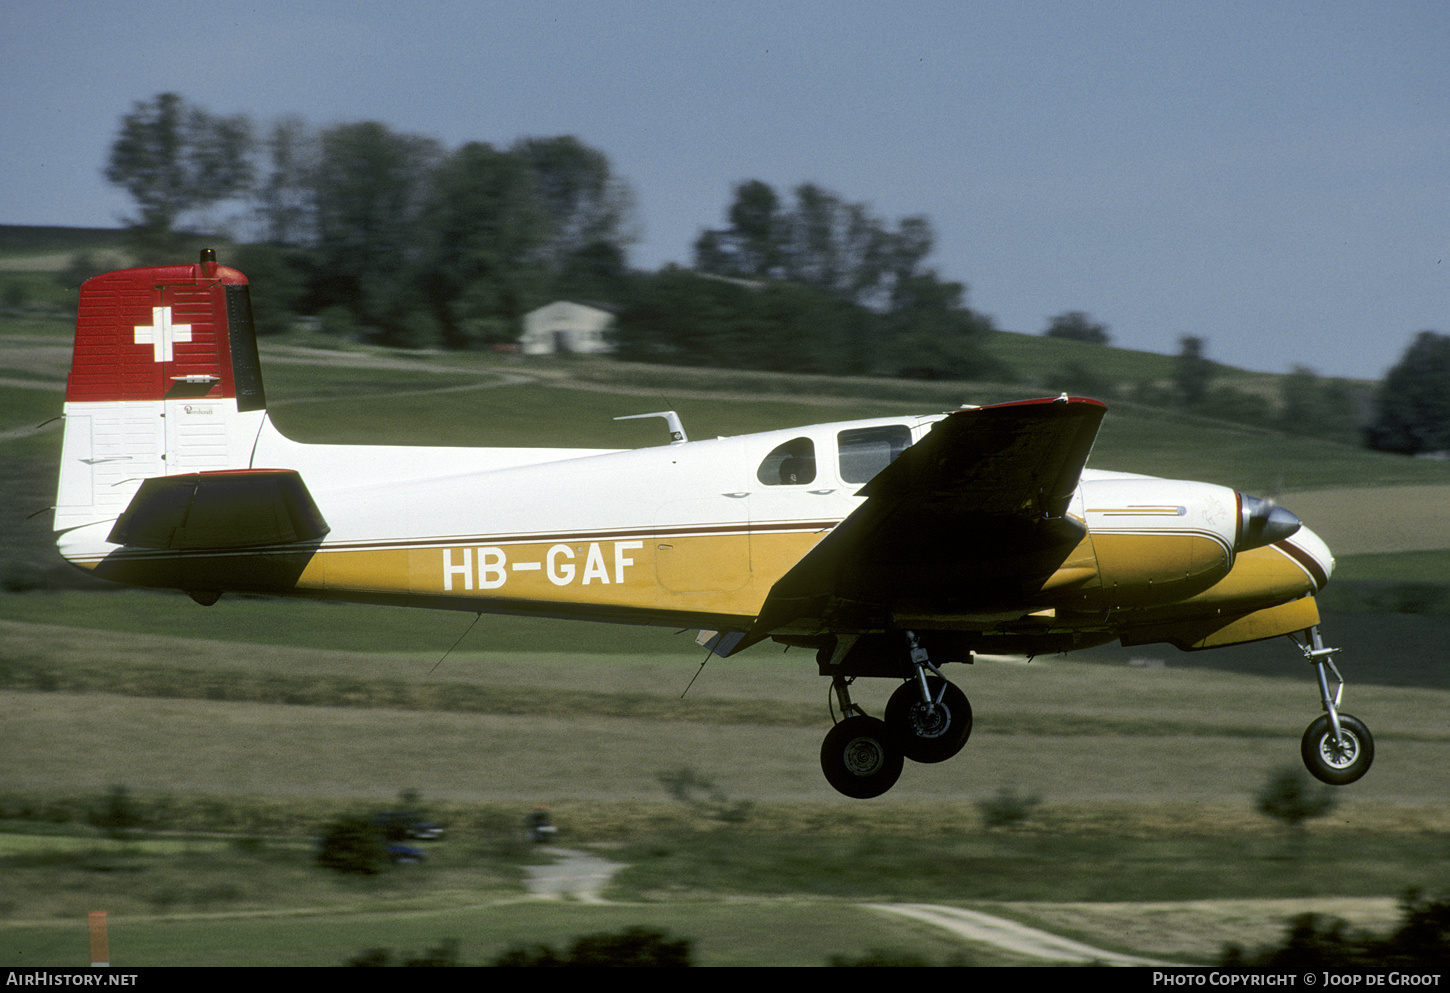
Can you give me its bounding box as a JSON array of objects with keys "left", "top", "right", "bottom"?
[{"left": 730, "top": 396, "right": 1106, "bottom": 653}]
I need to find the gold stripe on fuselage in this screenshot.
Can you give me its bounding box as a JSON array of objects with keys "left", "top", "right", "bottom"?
[{"left": 71, "top": 523, "right": 1315, "bottom": 631}]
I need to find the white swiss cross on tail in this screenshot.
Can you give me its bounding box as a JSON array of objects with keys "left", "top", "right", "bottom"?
[{"left": 134, "top": 306, "right": 192, "bottom": 362}]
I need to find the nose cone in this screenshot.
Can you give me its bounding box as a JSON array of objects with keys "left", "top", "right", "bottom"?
[
  {"left": 1287, "top": 524, "right": 1335, "bottom": 590},
  {"left": 1237, "top": 494, "right": 1302, "bottom": 552}
]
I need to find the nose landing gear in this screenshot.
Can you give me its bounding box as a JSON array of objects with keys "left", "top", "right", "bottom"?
[{"left": 1295, "top": 626, "right": 1374, "bottom": 786}]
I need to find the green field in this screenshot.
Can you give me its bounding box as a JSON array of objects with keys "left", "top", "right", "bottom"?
[{"left": 3, "top": 249, "right": 1449, "bottom": 966}]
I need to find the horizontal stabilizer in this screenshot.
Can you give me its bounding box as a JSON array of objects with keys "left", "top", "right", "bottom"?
[{"left": 108, "top": 470, "right": 329, "bottom": 550}]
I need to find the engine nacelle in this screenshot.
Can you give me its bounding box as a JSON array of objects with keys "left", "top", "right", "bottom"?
[{"left": 1073, "top": 476, "right": 1250, "bottom": 609}]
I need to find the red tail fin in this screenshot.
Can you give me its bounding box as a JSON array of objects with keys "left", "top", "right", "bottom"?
[
  {"left": 68, "top": 250, "right": 265, "bottom": 410},
  {"left": 56, "top": 250, "right": 272, "bottom": 536}
]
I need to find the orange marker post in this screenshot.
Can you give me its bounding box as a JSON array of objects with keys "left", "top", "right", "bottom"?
[{"left": 88, "top": 911, "right": 109, "bottom": 967}]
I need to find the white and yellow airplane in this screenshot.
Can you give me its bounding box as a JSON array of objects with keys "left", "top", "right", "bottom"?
[{"left": 53, "top": 251, "right": 1373, "bottom": 797}]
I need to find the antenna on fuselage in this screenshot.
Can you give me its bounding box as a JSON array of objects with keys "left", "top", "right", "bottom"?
[
  {"left": 430, "top": 612, "right": 483, "bottom": 675},
  {"left": 614, "top": 410, "right": 688, "bottom": 444}
]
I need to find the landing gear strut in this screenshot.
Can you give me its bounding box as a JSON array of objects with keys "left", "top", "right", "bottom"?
[
  {"left": 884, "top": 632, "right": 972, "bottom": 763},
  {"left": 1294, "top": 626, "right": 1373, "bottom": 786},
  {"left": 820, "top": 676, "right": 903, "bottom": 799},
  {"left": 817, "top": 631, "right": 972, "bottom": 798}
]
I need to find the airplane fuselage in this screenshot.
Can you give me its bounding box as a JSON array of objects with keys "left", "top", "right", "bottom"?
[{"left": 57, "top": 403, "right": 1332, "bottom": 652}]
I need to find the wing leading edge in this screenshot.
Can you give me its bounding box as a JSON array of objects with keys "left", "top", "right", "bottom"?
[{"left": 729, "top": 396, "right": 1107, "bottom": 653}]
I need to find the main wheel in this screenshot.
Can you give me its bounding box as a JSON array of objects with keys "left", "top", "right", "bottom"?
[
  {"left": 884, "top": 677, "right": 972, "bottom": 763},
  {"left": 1301, "top": 713, "right": 1374, "bottom": 786},
  {"left": 820, "top": 716, "right": 904, "bottom": 799}
]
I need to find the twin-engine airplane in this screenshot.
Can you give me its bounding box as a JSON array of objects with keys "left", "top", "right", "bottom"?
[{"left": 53, "top": 251, "right": 1373, "bottom": 797}]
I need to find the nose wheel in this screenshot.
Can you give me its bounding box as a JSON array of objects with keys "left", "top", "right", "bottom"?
[
  {"left": 1302, "top": 713, "right": 1373, "bottom": 786},
  {"left": 1295, "top": 626, "right": 1374, "bottom": 786}
]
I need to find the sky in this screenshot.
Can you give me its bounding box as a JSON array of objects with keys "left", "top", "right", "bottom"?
[{"left": 2, "top": 0, "right": 1446, "bottom": 380}]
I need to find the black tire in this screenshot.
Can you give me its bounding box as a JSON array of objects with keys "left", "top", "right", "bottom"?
[
  {"left": 884, "top": 677, "right": 972, "bottom": 764},
  {"left": 820, "top": 716, "right": 904, "bottom": 799},
  {"left": 1301, "top": 713, "right": 1374, "bottom": 786}
]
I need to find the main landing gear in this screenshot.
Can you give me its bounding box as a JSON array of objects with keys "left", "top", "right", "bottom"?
[
  {"left": 1294, "top": 626, "right": 1373, "bottom": 786},
  {"left": 819, "top": 632, "right": 972, "bottom": 799}
]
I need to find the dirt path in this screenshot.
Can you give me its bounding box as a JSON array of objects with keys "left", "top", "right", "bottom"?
[
  {"left": 519, "top": 848, "right": 1387, "bottom": 965},
  {"left": 867, "top": 902, "right": 1179, "bottom": 965},
  {"left": 521, "top": 850, "right": 1183, "bottom": 963},
  {"left": 523, "top": 847, "right": 627, "bottom": 904}
]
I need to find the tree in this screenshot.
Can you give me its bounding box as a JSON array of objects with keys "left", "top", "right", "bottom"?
[
  {"left": 976, "top": 785, "right": 1043, "bottom": 829},
  {"left": 1220, "top": 892, "right": 1450, "bottom": 968},
  {"left": 307, "top": 121, "right": 441, "bottom": 341},
  {"left": 229, "top": 243, "right": 306, "bottom": 336},
  {"left": 612, "top": 266, "right": 753, "bottom": 366},
  {"left": 1173, "top": 335, "right": 1214, "bottom": 407},
  {"left": 693, "top": 180, "right": 934, "bottom": 311},
  {"left": 1365, "top": 331, "right": 1450, "bottom": 455},
  {"left": 89, "top": 785, "right": 143, "bottom": 839},
  {"left": 491, "top": 927, "right": 692, "bottom": 967},
  {"left": 1278, "top": 366, "right": 1359, "bottom": 443},
  {"left": 881, "top": 272, "right": 1006, "bottom": 381},
  {"left": 105, "top": 93, "right": 253, "bottom": 259},
  {"left": 683, "top": 180, "right": 1006, "bottom": 379},
  {"left": 694, "top": 179, "right": 783, "bottom": 281},
  {"left": 1043, "top": 311, "right": 1110, "bottom": 345},
  {"left": 251, "top": 115, "right": 316, "bottom": 247},
  {"left": 415, "top": 141, "right": 548, "bottom": 348},
  {"left": 511, "top": 135, "right": 637, "bottom": 279}
]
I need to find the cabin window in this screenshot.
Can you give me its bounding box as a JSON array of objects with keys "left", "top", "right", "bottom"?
[
  {"left": 838, "top": 425, "right": 912, "bottom": 483},
  {"left": 757, "top": 437, "right": 817, "bottom": 486}
]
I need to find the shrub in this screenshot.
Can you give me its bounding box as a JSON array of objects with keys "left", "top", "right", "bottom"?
[
  {"left": 1220, "top": 891, "right": 1450, "bottom": 967},
  {"left": 317, "top": 815, "right": 390, "bottom": 875},
  {"left": 89, "top": 785, "right": 143, "bottom": 839},
  {"left": 976, "top": 786, "right": 1042, "bottom": 829},
  {"left": 490, "top": 927, "right": 692, "bottom": 967},
  {"left": 1256, "top": 766, "right": 1336, "bottom": 833}
]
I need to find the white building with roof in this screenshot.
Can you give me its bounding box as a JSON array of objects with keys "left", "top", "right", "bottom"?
[{"left": 519, "top": 300, "right": 615, "bottom": 355}]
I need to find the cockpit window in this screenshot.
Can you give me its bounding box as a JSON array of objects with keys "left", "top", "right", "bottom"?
[
  {"left": 757, "top": 437, "right": 817, "bottom": 486},
  {"left": 838, "top": 425, "right": 912, "bottom": 483}
]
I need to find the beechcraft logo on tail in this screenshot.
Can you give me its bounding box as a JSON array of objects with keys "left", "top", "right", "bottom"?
[{"left": 134, "top": 306, "right": 191, "bottom": 361}]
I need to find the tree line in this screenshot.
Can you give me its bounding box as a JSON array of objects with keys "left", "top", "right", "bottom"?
[
  {"left": 99, "top": 93, "right": 1446, "bottom": 454},
  {"left": 106, "top": 93, "right": 635, "bottom": 349},
  {"left": 101, "top": 93, "right": 1003, "bottom": 379}
]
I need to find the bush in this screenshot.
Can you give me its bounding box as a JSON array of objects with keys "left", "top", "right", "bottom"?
[
  {"left": 976, "top": 786, "right": 1042, "bottom": 829},
  {"left": 656, "top": 766, "right": 753, "bottom": 825},
  {"left": 828, "top": 948, "right": 974, "bottom": 967},
  {"left": 491, "top": 927, "right": 692, "bottom": 967},
  {"left": 89, "top": 785, "right": 143, "bottom": 839},
  {"left": 1256, "top": 766, "right": 1336, "bottom": 832},
  {"left": 1220, "top": 891, "right": 1450, "bottom": 967},
  {"left": 317, "top": 815, "right": 390, "bottom": 875},
  {"left": 347, "top": 939, "right": 459, "bottom": 967}
]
